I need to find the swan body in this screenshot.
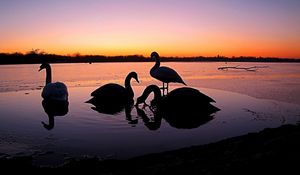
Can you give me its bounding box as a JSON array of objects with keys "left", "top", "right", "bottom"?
[
  {"left": 39, "top": 63, "right": 68, "bottom": 101},
  {"left": 151, "top": 66, "right": 185, "bottom": 85},
  {"left": 150, "top": 52, "right": 186, "bottom": 94},
  {"left": 91, "top": 83, "right": 128, "bottom": 103},
  {"left": 136, "top": 85, "right": 219, "bottom": 113},
  {"left": 136, "top": 85, "right": 218, "bottom": 129},
  {"left": 88, "top": 71, "right": 139, "bottom": 109},
  {"left": 42, "top": 82, "right": 68, "bottom": 101},
  {"left": 163, "top": 87, "right": 216, "bottom": 107}
]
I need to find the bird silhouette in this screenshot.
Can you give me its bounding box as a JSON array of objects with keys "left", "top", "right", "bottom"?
[
  {"left": 39, "top": 63, "right": 68, "bottom": 101},
  {"left": 136, "top": 85, "right": 219, "bottom": 130},
  {"left": 137, "top": 85, "right": 217, "bottom": 109},
  {"left": 136, "top": 85, "right": 219, "bottom": 129},
  {"left": 86, "top": 71, "right": 139, "bottom": 114},
  {"left": 150, "top": 52, "right": 186, "bottom": 95}
]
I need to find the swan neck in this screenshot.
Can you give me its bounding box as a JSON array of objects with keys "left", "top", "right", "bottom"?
[
  {"left": 125, "top": 76, "right": 133, "bottom": 99},
  {"left": 142, "top": 85, "right": 162, "bottom": 102},
  {"left": 151, "top": 57, "right": 160, "bottom": 72},
  {"left": 152, "top": 87, "right": 162, "bottom": 101},
  {"left": 45, "top": 66, "right": 52, "bottom": 85}
]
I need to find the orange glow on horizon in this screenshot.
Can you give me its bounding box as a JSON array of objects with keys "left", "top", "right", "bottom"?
[
  {"left": 2, "top": 41, "right": 299, "bottom": 58},
  {"left": 1, "top": 1, "right": 300, "bottom": 58}
]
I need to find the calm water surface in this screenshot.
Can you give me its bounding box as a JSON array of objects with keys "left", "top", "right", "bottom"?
[{"left": 0, "top": 62, "right": 300, "bottom": 166}]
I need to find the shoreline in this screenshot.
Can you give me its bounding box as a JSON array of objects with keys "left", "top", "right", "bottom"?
[{"left": 2, "top": 123, "right": 300, "bottom": 174}]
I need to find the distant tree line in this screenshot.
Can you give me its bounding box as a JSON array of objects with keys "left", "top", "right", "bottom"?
[{"left": 0, "top": 50, "right": 299, "bottom": 65}]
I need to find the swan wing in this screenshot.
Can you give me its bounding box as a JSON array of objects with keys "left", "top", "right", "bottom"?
[
  {"left": 167, "top": 87, "right": 216, "bottom": 104},
  {"left": 90, "top": 83, "right": 130, "bottom": 104},
  {"left": 181, "top": 87, "right": 216, "bottom": 103},
  {"left": 91, "top": 83, "right": 125, "bottom": 96},
  {"left": 196, "top": 90, "right": 216, "bottom": 103},
  {"left": 151, "top": 66, "right": 185, "bottom": 84},
  {"left": 42, "top": 82, "right": 68, "bottom": 101}
]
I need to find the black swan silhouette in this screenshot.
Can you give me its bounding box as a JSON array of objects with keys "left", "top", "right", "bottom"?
[
  {"left": 150, "top": 52, "right": 186, "bottom": 94},
  {"left": 135, "top": 85, "right": 219, "bottom": 129},
  {"left": 86, "top": 71, "right": 139, "bottom": 114}
]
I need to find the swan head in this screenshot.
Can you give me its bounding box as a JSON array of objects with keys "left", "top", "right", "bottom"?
[
  {"left": 128, "top": 71, "right": 139, "bottom": 83},
  {"left": 136, "top": 96, "right": 146, "bottom": 106},
  {"left": 135, "top": 85, "right": 162, "bottom": 106},
  {"left": 151, "top": 51, "right": 159, "bottom": 59},
  {"left": 39, "top": 63, "right": 50, "bottom": 71},
  {"left": 135, "top": 94, "right": 160, "bottom": 108}
]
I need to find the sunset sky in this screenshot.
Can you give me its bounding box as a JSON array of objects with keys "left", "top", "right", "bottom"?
[{"left": 0, "top": 0, "right": 299, "bottom": 58}]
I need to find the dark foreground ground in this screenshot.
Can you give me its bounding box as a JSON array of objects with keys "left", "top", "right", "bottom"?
[{"left": 2, "top": 123, "right": 300, "bottom": 174}]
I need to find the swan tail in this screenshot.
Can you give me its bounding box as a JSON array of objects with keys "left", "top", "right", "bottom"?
[
  {"left": 209, "top": 104, "right": 220, "bottom": 113},
  {"left": 85, "top": 97, "right": 103, "bottom": 106},
  {"left": 211, "top": 105, "right": 220, "bottom": 112},
  {"left": 178, "top": 79, "right": 187, "bottom": 86},
  {"left": 177, "top": 76, "right": 187, "bottom": 85},
  {"left": 85, "top": 98, "right": 94, "bottom": 103}
]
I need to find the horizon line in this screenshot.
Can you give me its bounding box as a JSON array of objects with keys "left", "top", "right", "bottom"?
[{"left": 1, "top": 50, "right": 300, "bottom": 60}]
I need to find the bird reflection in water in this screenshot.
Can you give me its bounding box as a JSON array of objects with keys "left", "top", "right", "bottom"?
[
  {"left": 135, "top": 85, "right": 219, "bottom": 129},
  {"left": 136, "top": 103, "right": 215, "bottom": 129},
  {"left": 86, "top": 98, "right": 138, "bottom": 125},
  {"left": 41, "top": 99, "right": 69, "bottom": 130},
  {"left": 136, "top": 106, "right": 162, "bottom": 130}
]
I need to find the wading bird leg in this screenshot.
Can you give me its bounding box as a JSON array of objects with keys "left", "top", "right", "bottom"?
[
  {"left": 160, "top": 83, "right": 165, "bottom": 96},
  {"left": 166, "top": 83, "right": 169, "bottom": 94}
]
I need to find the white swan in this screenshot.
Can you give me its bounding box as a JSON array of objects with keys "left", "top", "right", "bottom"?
[
  {"left": 150, "top": 51, "right": 186, "bottom": 94},
  {"left": 39, "top": 63, "right": 68, "bottom": 101}
]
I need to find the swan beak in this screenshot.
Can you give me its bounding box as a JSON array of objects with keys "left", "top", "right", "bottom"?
[
  {"left": 135, "top": 101, "right": 142, "bottom": 106},
  {"left": 135, "top": 78, "right": 140, "bottom": 83}
]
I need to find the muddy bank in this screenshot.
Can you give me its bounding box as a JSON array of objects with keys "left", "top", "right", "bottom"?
[{"left": 2, "top": 123, "right": 300, "bottom": 174}]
